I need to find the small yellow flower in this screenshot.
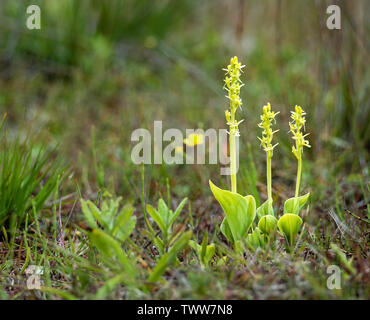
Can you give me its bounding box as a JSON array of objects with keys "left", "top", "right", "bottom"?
[
  {"left": 225, "top": 110, "right": 231, "bottom": 123},
  {"left": 175, "top": 146, "right": 184, "bottom": 154},
  {"left": 289, "top": 105, "right": 310, "bottom": 159},
  {"left": 184, "top": 133, "right": 204, "bottom": 147}
]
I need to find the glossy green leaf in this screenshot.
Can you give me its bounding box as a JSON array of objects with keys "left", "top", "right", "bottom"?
[
  {"left": 220, "top": 217, "right": 234, "bottom": 243},
  {"left": 209, "top": 180, "right": 256, "bottom": 242},
  {"left": 278, "top": 213, "right": 303, "bottom": 245},
  {"left": 258, "top": 215, "right": 278, "bottom": 234},
  {"left": 256, "top": 199, "right": 274, "bottom": 219},
  {"left": 283, "top": 193, "right": 310, "bottom": 215}
]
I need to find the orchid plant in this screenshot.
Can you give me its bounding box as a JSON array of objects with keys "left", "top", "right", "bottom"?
[
  {"left": 210, "top": 56, "right": 311, "bottom": 251},
  {"left": 277, "top": 105, "right": 310, "bottom": 245},
  {"left": 256, "top": 103, "right": 279, "bottom": 236},
  {"left": 209, "top": 57, "right": 256, "bottom": 250},
  {"left": 146, "top": 197, "right": 188, "bottom": 255}
]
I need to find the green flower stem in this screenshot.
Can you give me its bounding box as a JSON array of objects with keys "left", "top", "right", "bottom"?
[
  {"left": 230, "top": 113, "right": 237, "bottom": 193},
  {"left": 258, "top": 102, "right": 278, "bottom": 203},
  {"left": 295, "top": 155, "right": 302, "bottom": 198},
  {"left": 266, "top": 151, "right": 272, "bottom": 201}
]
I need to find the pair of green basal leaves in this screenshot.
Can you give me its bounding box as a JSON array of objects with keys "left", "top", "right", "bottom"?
[{"left": 209, "top": 180, "right": 309, "bottom": 247}]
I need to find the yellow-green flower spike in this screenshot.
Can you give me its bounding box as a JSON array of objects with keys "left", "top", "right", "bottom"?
[
  {"left": 223, "top": 56, "right": 245, "bottom": 193},
  {"left": 258, "top": 102, "right": 279, "bottom": 157},
  {"left": 289, "top": 105, "right": 310, "bottom": 198},
  {"left": 223, "top": 56, "right": 245, "bottom": 117},
  {"left": 289, "top": 105, "right": 311, "bottom": 160}
]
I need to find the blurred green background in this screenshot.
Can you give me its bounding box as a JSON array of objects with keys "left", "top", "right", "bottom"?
[{"left": 0, "top": 0, "right": 368, "bottom": 213}]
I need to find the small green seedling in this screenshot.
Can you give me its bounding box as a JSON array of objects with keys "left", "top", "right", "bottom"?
[
  {"left": 81, "top": 192, "right": 136, "bottom": 243},
  {"left": 80, "top": 194, "right": 138, "bottom": 282},
  {"left": 146, "top": 197, "right": 187, "bottom": 255},
  {"left": 189, "top": 232, "right": 215, "bottom": 268},
  {"left": 81, "top": 193, "right": 191, "bottom": 285}
]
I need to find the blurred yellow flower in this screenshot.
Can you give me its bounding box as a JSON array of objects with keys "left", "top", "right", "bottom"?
[
  {"left": 175, "top": 146, "right": 184, "bottom": 154},
  {"left": 184, "top": 133, "right": 204, "bottom": 146}
]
